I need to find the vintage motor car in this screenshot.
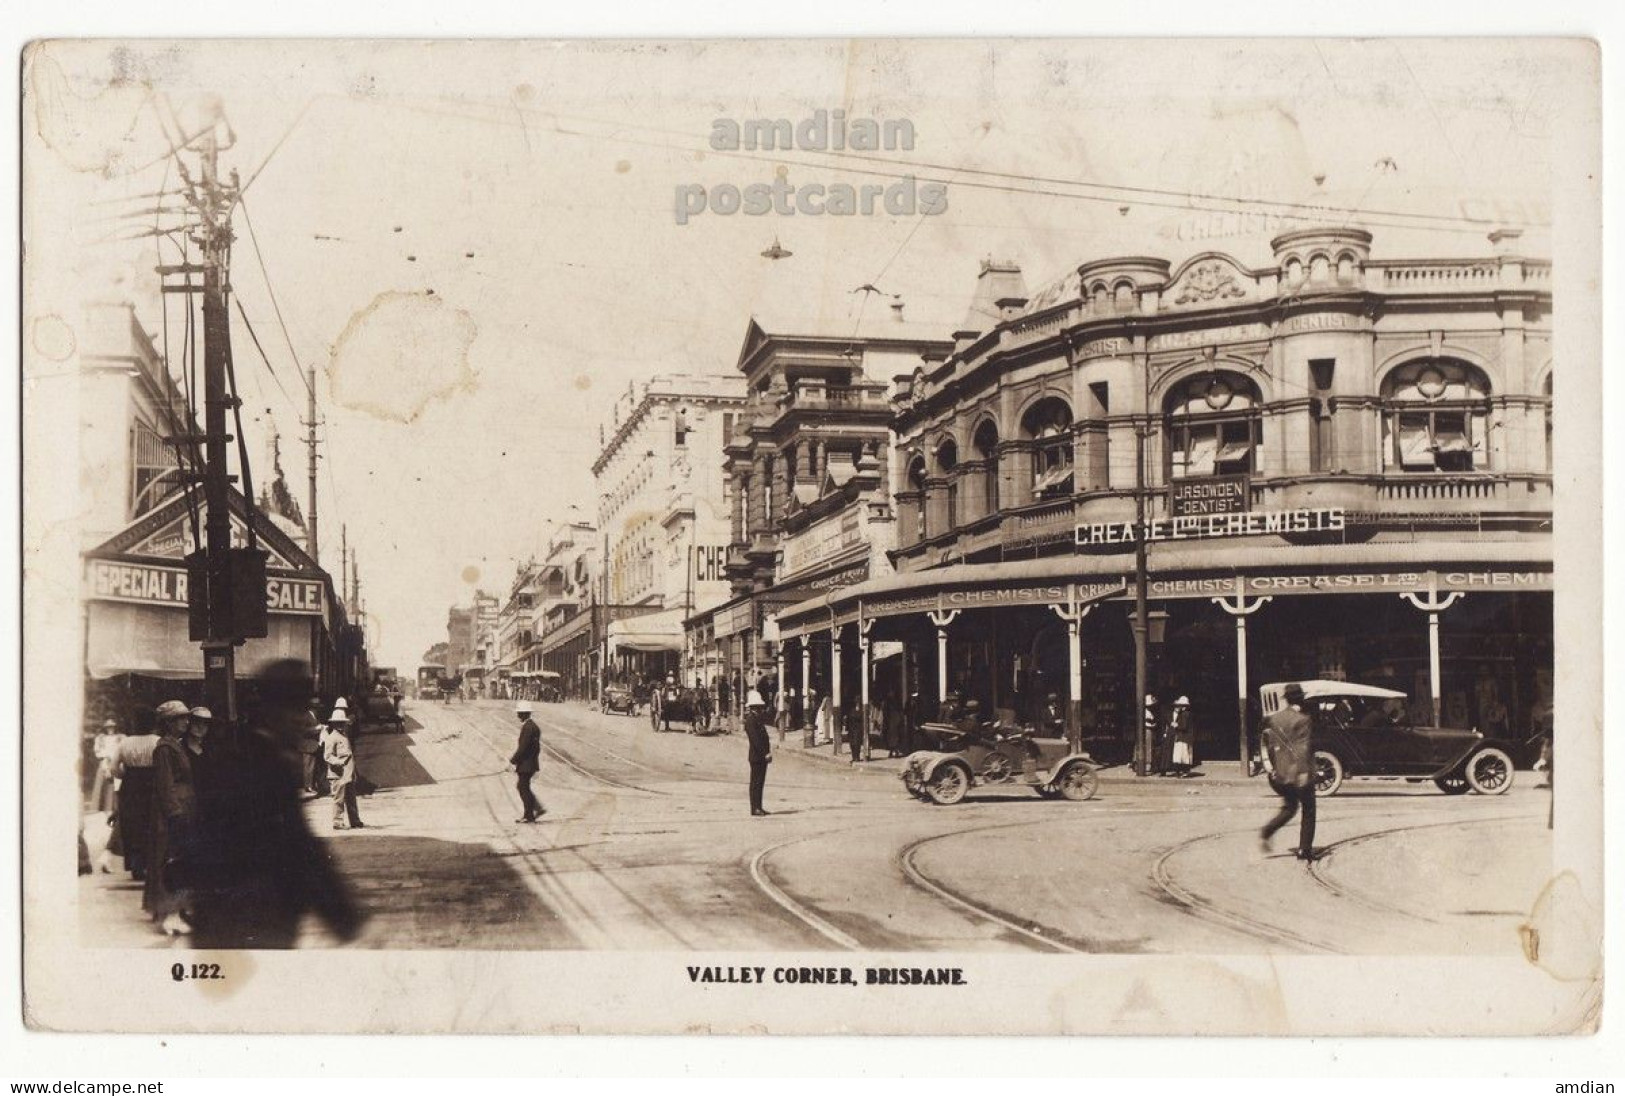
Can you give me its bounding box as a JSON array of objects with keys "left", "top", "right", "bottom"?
[
  {"left": 1258, "top": 680, "right": 1519, "bottom": 796},
  {"left": 902, "top": 722, "right": 1100, "bottom": 805},
  {"left": 601, "top": 684, "right": 639, "bottom": 715}
]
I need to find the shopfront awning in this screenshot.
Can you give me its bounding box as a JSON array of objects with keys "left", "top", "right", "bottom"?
[
  {"left": 774, "top": 538, "right": 1552, "bottom": 638},
  {"left": 85, "top": 601, "right": 312, "bottom": 680},
  {"left": 605, "top": 607, "right": 687, "bottom": 654}
]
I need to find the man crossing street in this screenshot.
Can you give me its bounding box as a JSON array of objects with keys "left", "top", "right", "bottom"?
[
  {"left": 510, "top": 702, "right": 545, "bottom": 823},
  {"left": 1261, "top": 682, "right": 1317, "bottom": 861}
]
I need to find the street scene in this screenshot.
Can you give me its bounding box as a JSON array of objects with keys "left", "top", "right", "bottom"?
[
  {"left": 21, "top": 37, "right": 1596, "bottom": 1038},
  {"left": 80, "top": 696, "right": 1554, "bottom": 955}
]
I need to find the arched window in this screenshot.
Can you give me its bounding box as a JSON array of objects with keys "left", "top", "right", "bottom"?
[
  {"left": 1022, "top": 398, "right": 1074, "bottom": 499},
  {"left": 936, "top": 438, "right": 959, "bottom": 530},
  {"left": 907, "top": 455, "right": 928, "bottom": 540},
  {"left": 1164, "top": 372, "right": 1260, "bottom": 479},
  {"left": 973, "top": 419, "right": 1000, "bottom": 514},
  {"left": 1381, "top": 360, "right": 1491, "bottom": 473}
]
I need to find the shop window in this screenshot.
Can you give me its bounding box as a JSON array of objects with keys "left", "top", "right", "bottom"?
[
  {"left": 973, "top": 420, "right": 1000, "bottom": 514},
  {"left": 1380, "top": 360, "right": 1491, "bottom": 473},
  {"left": 1163, "top": 372, "right": 1260, "bottom": 480},
  {"left": 1022, "top": 397, "right": 1074, "bottom": 500}
]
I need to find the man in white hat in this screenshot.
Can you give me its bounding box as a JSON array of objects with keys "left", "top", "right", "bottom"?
[
  {"left": 509, "top": 702, "right": 544, "bottom": 823},
  {"left": 743, "top": 689, "right": 772, "bottom": 817},
  {"left": 323, "top": 706, "right": 364, "bottom": 830}
]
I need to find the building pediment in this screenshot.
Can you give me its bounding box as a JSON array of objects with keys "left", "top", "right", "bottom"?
[
  {"left": 1163, "top": 253, "right": 1264, "bottom": 310},
  {"left": 85, "top": 488, "right": 316, "bottom": 574}
]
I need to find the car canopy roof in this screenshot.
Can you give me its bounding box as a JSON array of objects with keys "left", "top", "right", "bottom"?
[{"left": 1258, "top": 680, "right": 1407, "bottom": 713}]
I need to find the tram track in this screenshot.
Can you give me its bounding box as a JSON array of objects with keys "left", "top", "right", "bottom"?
[{"left": 748, "top": 807, "right": 1164, "bottom": 953}]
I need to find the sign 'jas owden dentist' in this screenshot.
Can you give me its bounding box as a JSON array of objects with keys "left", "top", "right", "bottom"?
[{"left": 1075, "top": 507, "right": 1346, "bottom": 548}]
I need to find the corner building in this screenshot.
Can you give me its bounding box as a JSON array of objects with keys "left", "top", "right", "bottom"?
[{"left": 776, "top": 228, "right": 1553, "bottom": 766}]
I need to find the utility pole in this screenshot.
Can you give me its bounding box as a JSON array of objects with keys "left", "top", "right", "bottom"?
[
  {"left": 304, "top": 363, "right": 320, "bottom": 567},
  {"left": 341, "top": 524, "right": 349, "bottom": 606},
  {"left": 195, "top": 127, "right": 243, "bottom": 722},
  {"left": 1132, "top": 415, "right": 1150, "bottom": 778}
]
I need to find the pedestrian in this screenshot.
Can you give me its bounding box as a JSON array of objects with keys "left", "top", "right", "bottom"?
[
  {"left": 191, "top": 660, "right": 363, "bottom": 949},
  {"left": 1138, "top": 694, "right": 1160, "bottom": 774},
  {"left": 716, "top": 674, "right": 731, "bottom": 719},
  {"left": 744, "top": 689, "right": 772, "bottom": 816},
  {"left": 1260, "top": 683, "right": 1317, "bottom": 861},
  {"left": 509, "top": 701, "right": 545, "bottom": 822},
  {"left": 108, "top": 722, "right": 162, "bottom": 880},
  {"left": 1039, "top": 692, "right": 1066, "bottom": 737},
  {"left": 775, "top": 685, "right": 790, "bottom": 746},
  {"left": 89, "top": 718, "right": 121, "bottom": 815},
  {"left": 324, "top": 707, "right": 364, "bottom": 831},
  {"left": 146, "top": 700, "right": 198, "bottom": 936},
  {"left": 1169, "top": 696, "right": 1197, "bottom": 777},
  {"left": 302, "top": 696, "right": 328, "bottom": 797}
]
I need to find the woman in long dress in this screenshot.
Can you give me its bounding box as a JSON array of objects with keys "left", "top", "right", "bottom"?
[{"left": 145, "top": 701, "right": 198, "bottom": 935}]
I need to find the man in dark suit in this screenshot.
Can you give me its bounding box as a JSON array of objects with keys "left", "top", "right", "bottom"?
[
  {"left": 1261, "top": 683, "right": 1317, "bottom": 860},
  {"left": 744, "top": 689, "right": 772, "bottom": 817},
  {"left": 510, "top": 702, "right": 544, "bottom": 823}
]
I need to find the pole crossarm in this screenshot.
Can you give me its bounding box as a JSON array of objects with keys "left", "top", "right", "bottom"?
[{"left": 927, "top": 608, "right": 961, "bottom": 630}]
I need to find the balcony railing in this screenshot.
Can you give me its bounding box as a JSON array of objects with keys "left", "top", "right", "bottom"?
[
  {"left": 778, "top": 382, "right": 890, "bottom": 412},
  {"left": 1375, "top": 474, "right": 1503, "bottom": 502}
]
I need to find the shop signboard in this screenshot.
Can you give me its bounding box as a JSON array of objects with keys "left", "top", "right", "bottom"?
[
  {"left": 713, "top": 599, "right": 757, "bottom": 638},
  {"left": 779, "top": 505, "right": 865, "bottom": 580},
  {"left": 1168, "top": 474, "right": 1249, "bottom": 517},
  {"left": 1076, "top": 507, "right": 1345, "bottom": 547},
  {"left": 85, "top": 558, "right": 325, "bottom": 616}
]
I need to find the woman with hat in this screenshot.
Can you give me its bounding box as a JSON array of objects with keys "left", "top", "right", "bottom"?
[
  {"left": 146, "top": 700, "right": 198, "bottom": 935},
  {"left": 1169, "top": 696, "right": 1197, "bottom": 778},
  {"left": 323, "top": 705, "right": 364, "bottom": 830}
]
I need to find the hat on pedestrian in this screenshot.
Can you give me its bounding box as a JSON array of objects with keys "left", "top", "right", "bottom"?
[
  {"left": 189, "top": 707, "right": 214, "bottom": 721},
  {"left": 1283, "top": 683, "right": 1306, "bottom": 704},
  {"left": 155, "top": 699, "right": 190, "bottom": 721},
  {"left": 1144, "top": 694, "right": 1158, "bottom": 706},
  {"left": 746, "top": 689, "right": 766, "bottom": 708},
  {"left": 333, "top": 697, "right": 349, "bottom": 710},
  {"left": 515, "top": 701, "right": 534, "bottom": 714},
  {"left": 328, "top": 707, "right": 351, "bottom": 724},
  {"left": 1174, "top": 696, "right": 1190, "bottom": 707}
]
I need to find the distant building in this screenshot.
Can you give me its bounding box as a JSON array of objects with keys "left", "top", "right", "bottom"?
[
  {"left": 688, "top": 306, "right": 951, "bottom": 719},
  {"left": 592, "top": 373, "right": 746, "bottom": 683}
]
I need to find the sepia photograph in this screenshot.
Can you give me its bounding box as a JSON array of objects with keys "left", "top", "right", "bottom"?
[{"left": 16, "top": 31, "right": 1605, "bottom": 1043}]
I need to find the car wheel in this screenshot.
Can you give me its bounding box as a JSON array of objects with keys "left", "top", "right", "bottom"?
[
  {"left": 924, "top": 764, "right": 970, "bottom": 806},
  {"left": 1313, "top": 751, "right": 1344, "bottom": 796},
  {"left": 1466, "top": 747, "right": 1515, "bottom": 795},
  {"left": 1057, "top": 762, "right": 1100, "bottom": 802},
  {"left": 1434, "top": 772, "right": 1471, "bottom": 795}
]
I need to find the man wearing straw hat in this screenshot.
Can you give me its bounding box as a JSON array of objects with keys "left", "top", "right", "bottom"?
[{"left": 323, "top": 705, "right": 364, "bottom": 831}]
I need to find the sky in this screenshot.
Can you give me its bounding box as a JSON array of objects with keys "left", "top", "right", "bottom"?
[{"left": 24, "top": 38, "right": 1568, "bottom": 670}]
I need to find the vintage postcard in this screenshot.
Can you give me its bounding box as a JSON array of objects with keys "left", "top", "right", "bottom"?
[{"left": 20, "top": 37, "right": 1602, "bottom": 1036}]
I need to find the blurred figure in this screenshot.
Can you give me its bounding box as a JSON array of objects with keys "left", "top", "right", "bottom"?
[
  {"left": 146, "top": 700, "right": 197, "bottom": 936},
  {"left": 191, "top": 660, "right": 363, "bottom": 949}
]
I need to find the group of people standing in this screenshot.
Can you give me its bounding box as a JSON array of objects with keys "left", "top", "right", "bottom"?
[
  {"left": 300, "top": 696, "right": 365, "bottom": 829},
  {"left": 86, "top": 662, "right": 365, "bottom": 945},
  {"left": 1140, "top": 694, "right": 1199, "bottom": 777}
]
